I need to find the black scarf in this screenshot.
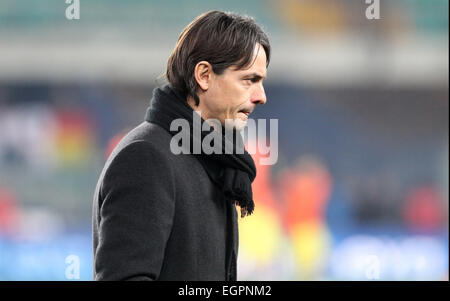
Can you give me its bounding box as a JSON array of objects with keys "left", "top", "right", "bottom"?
[{"left": 145, "top": 85, "right": 256, "bottom": 217}]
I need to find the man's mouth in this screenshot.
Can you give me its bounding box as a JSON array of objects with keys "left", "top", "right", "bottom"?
[{"left": 238, "top": 109, "right": 252, "bottom": 117}]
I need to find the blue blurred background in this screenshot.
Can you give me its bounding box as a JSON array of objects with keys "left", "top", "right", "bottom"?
[{"left": 0, "top": 0, "right": 448, "bottom": 280}]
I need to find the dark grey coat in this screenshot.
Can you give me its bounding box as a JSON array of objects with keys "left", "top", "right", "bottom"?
[{"left": 92, "top": 121, "right": 239, "bottom": 281}]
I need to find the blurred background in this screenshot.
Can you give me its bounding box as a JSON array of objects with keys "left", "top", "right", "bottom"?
[{"left": 0, "top": 0, "right": 448, "bottom": 280}]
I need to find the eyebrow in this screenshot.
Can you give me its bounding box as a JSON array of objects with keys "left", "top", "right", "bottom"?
[{"left": 242, "top": 72, "right": 266, "bottom": 80}]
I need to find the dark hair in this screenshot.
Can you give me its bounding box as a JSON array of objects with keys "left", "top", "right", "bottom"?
[{"left": 166, "top": 10, "right": 271, "bottom": 106}]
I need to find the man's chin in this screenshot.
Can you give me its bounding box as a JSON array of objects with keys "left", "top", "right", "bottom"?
[
  {"left": 222, "top": 117, "right": 248, "bottom": 131},
  {"left": 231, "top": 119, "right": 247, "bottom": 131}
]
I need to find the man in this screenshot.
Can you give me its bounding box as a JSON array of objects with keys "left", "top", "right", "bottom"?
[{"left": 92, "top": 10, "right": 270, "bottom": 281}]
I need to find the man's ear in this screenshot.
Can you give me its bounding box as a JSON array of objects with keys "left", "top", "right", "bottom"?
[{"left": 194, "top": 61, "right": 213, "bottom": 91}]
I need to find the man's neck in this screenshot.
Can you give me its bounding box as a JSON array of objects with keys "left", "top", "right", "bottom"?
[
  {"left": 187, "top": 95, "right": 210, "bottom": 120},
  {"left": 186, "top": 95, "right": 226, "bottom": 132}
]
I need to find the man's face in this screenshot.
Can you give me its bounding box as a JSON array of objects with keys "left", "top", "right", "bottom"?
[{"left": 199, "top": 44, "right": 267, "bottom": 131}]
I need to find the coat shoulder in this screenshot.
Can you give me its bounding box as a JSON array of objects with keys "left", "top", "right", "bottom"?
[
  {"left": 112, "top": 121, "right": 173, "bottom": 157},
  {"left": 95, "top": 121, "right": 177, "bottom": 201}
]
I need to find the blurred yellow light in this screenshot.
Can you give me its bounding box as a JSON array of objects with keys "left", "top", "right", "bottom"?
[
  {"left": 238, "top": 204, "right": 282, "bottom": 264},
  {"left": 291, "top": 221, "right": 331, "bottom": 276}
]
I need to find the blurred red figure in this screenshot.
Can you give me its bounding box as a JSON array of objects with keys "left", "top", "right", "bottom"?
[
  {"left": 403, "top": 185, "right": 444, "bottom": 232},
  {"left": 0, "top": 187, "right": 20, "bottom": 237},
  {"left": 278, "top": 155, "right": 333, "bottom": 279},
  {"left": 250, "top": 143, "right": 278, "bottom": 211},
  {"left": 279, "top": 155, "right": 332, "bottom": 227}
]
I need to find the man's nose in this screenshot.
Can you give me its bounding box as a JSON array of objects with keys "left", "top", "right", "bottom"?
[{"left": 251, "top": 84, "right": 267, "bottom": 105}]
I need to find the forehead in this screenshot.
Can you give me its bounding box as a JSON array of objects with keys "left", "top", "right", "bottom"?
[{"left": 229, "top": 44, "right": 267, "bottom": 77}]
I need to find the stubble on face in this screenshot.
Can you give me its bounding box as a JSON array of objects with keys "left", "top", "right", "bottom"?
[
  {"left": 191, "top": 43, "right": 267, "bottom": 131},
  {"left": 216, "top": 46, "right": 267, "bottom": 131}
]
